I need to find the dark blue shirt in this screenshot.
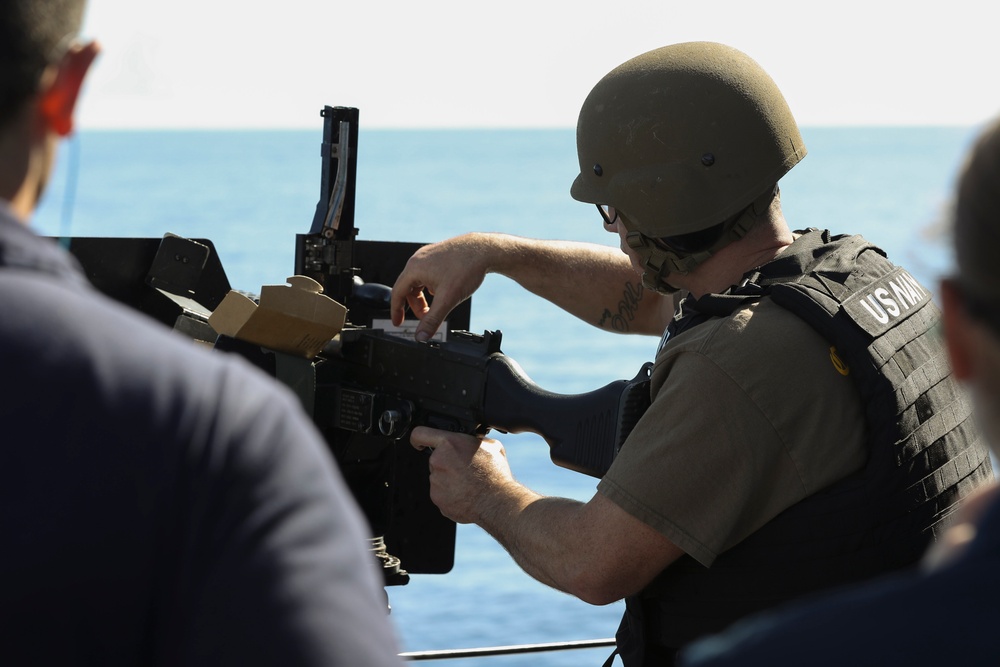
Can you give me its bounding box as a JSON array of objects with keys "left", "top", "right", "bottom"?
[
  {"left": 0, "top": 210, "right": 403, "bottom": 665},
  {"left": 678, "top": 492, "right": 1000, "bottom": 666}
]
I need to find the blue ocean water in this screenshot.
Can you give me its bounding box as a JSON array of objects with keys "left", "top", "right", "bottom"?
[{"left": 31, "top": 125, "right": 981, "bottom": 665}]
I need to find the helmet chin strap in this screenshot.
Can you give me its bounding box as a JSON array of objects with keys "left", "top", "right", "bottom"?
[{"left": 621, "top": 187, "right": 778, "bottom": 295}]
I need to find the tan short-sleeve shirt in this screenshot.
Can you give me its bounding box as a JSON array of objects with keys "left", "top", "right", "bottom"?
[{"left": 598, "top": 297, "right": 866, "bottom": 567}]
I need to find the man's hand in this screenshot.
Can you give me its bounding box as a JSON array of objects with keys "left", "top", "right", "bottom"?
[
  {"left": 390, "top": 233, "right": 498, "bottom": 342},
  {"left": 410, "top": 425, "right": 514, "bottom": 524}
]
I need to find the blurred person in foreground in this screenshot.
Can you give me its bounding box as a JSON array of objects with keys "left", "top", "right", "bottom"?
[
  {"left": 389, "top": 41, "right": 994, "bottom": 665},
  {"left": 0, "top": 1, "right": 404, "bottom": 664},
  {"left": 676, "top": 118, "right": 1000, "bottom": 666}
]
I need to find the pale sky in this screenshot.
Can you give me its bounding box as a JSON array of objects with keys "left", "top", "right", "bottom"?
[{"left": 77, "top": 0, "right": 999, "bottom": 130}]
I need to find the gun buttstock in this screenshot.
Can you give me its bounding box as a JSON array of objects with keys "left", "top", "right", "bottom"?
[{"left": 483, "top": 358, "right": 652, "bottom": 478}]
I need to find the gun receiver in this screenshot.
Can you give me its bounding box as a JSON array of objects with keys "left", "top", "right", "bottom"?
[{"left": 320, "top": 326, "right": 652, "bottom": 478}]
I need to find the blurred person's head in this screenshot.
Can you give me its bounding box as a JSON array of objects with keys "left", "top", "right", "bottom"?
[
  {"left": 0, "top": 0, "right": 97, "bottom": 218},
  {"left": 942, "top": 117, "right": 1000, "bottom": 452}
]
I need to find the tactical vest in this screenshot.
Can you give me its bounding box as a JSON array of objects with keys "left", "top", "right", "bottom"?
[{"left": 611, "top": 230, "right": 994, "bottom": 667}]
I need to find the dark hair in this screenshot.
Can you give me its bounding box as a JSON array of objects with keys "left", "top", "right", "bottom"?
[{"left": 0, "top": 0, "right": 86, "bottom": 127}]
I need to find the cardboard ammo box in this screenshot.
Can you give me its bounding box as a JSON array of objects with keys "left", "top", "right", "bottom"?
[{"left": 208, "top": 275, "right": 347, "bottom": 359}]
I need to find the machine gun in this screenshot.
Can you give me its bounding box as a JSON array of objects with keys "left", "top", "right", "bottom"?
[
  {"left": 60, "top": 106, "right": 652, "bottom": 586},
  {"left": 279, "top": 106, "right": 653, "bottom": 583},
  {"left": 297, "top": 109, "right": 649, "bottom": 464}
]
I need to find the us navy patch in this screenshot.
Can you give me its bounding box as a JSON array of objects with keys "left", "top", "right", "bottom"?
[{"left": 842, "top": 267, "right": 931, "bottom": 337}]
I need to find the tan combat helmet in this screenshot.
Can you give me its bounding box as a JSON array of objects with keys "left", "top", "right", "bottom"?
[{"left": 570, "top": 41, "right": 807, "bottom": 292}]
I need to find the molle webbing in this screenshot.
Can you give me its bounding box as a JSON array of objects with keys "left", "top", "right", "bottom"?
[
  {"left": 619, "top": 231, "right": 993, "bottom": 661},
  {"left": 765, "top": 236, "right": 991, "bottom": 528}
]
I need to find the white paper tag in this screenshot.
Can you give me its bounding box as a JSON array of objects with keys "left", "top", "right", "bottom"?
[{"left": 371, "top": 319, "right": 448, "bottom": 342}]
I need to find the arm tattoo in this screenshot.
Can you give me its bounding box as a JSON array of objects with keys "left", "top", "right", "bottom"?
[{"left": 597, "top": 281, "right": 644, "bottom": 332}]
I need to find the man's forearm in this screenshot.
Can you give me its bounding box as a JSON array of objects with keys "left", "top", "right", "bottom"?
[
  {"left": 487, "top": 234, "right": 669, "bottom": 335},
  {"left": 475, "top": 482, "right": 601, "bottom": 597},
  {"left": 475, "top": 482, "right": 685, "bottom": 606}
]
